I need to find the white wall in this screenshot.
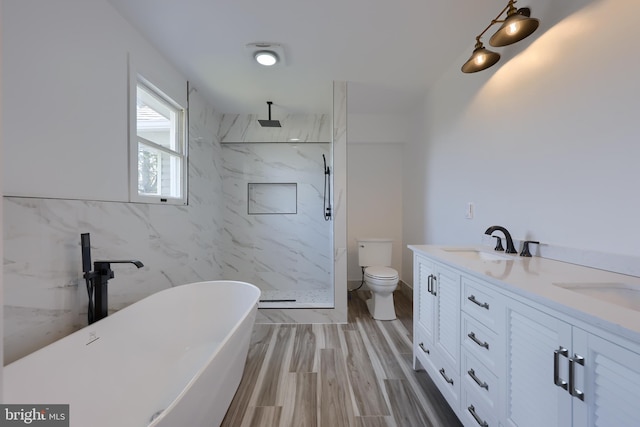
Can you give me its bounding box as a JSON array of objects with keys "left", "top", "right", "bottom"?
[
  {"left": 2, "top": 0, "right": 186, "bottom": 201},
  {"left": 347, "top": 143, "right": 403, "bottom": 282},
  {"left": 402, "top": 0, "right": 640, "bottom": 284},
  {"left": 347, "top": 112, "right": 405, "bottom": 283}
]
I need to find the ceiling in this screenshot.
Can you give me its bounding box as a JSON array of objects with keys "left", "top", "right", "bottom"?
[{"left": 107, "top": 0, "right": 506, "bottom": 115}]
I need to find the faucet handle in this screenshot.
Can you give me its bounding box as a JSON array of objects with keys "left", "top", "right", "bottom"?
[
  {"left": 492, "top": 236, "right": 504, "bottom": 252},
  {"left": 520, "top": 241, "right": 540, "bottom": 257}
]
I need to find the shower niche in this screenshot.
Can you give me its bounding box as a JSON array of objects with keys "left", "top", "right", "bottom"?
[
  {"left": 248, "top": 183, "right": 297, "bottom": 215},
  {"left": 219, "top": 112, "right": 333, "bottom": 309}
]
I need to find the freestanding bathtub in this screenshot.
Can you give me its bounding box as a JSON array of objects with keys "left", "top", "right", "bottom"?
[{"left": 3, "top": 280, "right": 260, "bottom": 427}]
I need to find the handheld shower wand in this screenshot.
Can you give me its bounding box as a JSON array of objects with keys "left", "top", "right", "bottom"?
[{"left": 323, "top": 154, "right": 332, "bottom": 221}]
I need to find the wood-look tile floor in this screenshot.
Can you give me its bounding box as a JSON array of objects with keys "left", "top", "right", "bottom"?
[{"left": 221, "top": 290, "right": 462, "bottom": 427}]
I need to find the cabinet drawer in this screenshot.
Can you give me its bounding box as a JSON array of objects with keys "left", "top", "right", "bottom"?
[
  {"left": 431, "top": 356, "right": 460, "bottom": 414},
  {"left": 462, "top": 314, "right": 500, "bottom": 371},
  {"left": 461, "top": 350, "right": 498, "bottom": 410},
  {"left": 414, "top": 323, "right": 436, "bottom": 371},
  {"left": 461, "top": 277, "right": 503, "bottom": 331},
  {"left": 461, "top": 386, "right": 497, "bottom": 427}
]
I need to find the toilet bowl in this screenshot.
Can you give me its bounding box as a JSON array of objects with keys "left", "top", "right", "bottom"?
[
  {"left": 364, "top": 266, "right": 399, "bottom": 321},
  {"left": 358, "top": 238, "right": 399, "bottom": 321}
]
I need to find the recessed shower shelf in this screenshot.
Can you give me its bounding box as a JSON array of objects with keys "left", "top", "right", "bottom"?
[{"left": 248, "top": 182, "right": 297, "bottom": 214}]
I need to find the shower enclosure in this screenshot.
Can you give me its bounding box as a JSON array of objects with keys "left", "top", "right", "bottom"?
[{"left": 219, "top": 113, "right": 333, "bottom": 308}]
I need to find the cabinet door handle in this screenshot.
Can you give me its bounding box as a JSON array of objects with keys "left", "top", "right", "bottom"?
[
  {"left": 427, "top": 274, "right": 433, "bottom": 294},
  {"left": 439, "top": 368, "right": 454, "bottom": 385},
  {"left": 467, "top": 405, "right": 489, "bottom": 427},
  {"left": 569, "top": 354, "right": 585, "bottom": 401},
  {"left": 431, "top": 274, "right": 437, "bottom": 296},
  {"left": 418, "top": 342, "right": 430, "bottom": 354},
  {"left": 468, "top": 294, "right": 490, "bottom": 310},
  {"left": 468, "top": 332, "right": 490, "bottom": 350},
  {"left": 468, "top": 368, "right": 489, "bottom": 390},
  {"left": 553, "top": 346, "right": 569, "bottom": 390}
]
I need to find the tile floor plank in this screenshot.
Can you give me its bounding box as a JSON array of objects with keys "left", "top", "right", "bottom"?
[
  {"left": 290, "top": 372, "right": 318, "bottom": 427},
  {"left": 385, "top": 378, "right": 434, "bottom": 427},
  {"left": 255, "top": 325, "right": 294, "bottom": 407},
  {"left": 343, "top": 329, "right": 391, "bottom": 416},
  {"left": 319, "top": 348, "right": 355, "bottom": 427},
  {"left": 289, "top": 324, "right": 316, "bottom": 373}
]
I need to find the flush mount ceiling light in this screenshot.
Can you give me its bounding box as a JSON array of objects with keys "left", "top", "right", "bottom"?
[
  {"left": 247, "top": 42, "right": 286, "bottom": 67},
  {"left": 462, "top": 0, "right": 539, "bottom": 73},
  {"left": 254, "top": 50, "right": 278, "bottom": 66}
]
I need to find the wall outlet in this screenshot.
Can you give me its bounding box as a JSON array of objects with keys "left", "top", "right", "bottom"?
[{"left": 465, "top": 202, "right": 474, "bottom": 219}]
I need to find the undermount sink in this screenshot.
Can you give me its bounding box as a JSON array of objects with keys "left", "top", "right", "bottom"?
[
  {"left": 443, "top": 248, "right": 521, "bottom": 262},
  {"left": 553, "top": 282, "right": 640, "bottom": 312}
]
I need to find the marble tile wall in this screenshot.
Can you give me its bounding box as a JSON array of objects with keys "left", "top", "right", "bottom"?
[
  {"left": 2, "top": 92, "right": 224, "bottom": 364},
  {"left": 221, "top": 142, "right": 333, "bottom": 297}
]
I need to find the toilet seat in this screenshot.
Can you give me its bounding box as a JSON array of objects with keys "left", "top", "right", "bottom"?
[{"left": 364, "top": 266, "right": 398, "bottom": 285}]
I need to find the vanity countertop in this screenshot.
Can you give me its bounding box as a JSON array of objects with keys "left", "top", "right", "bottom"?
[{"left": 409, "top": 245, "right": 640, "bottom": 344}]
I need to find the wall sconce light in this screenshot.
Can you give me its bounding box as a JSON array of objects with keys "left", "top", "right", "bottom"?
[{"left": 461, "top": 0, "right": 539, "bottom": 73}]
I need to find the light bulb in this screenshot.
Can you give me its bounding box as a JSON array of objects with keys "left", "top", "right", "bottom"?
[
  {"left": 255, "top": 51, "right": 278, "bottom": 66},
  {"left": 474, "top": 53, "right": 486, "bottom": 66},
  {"left": 506, "top": 22, "right": 519, "bottom": 35}
]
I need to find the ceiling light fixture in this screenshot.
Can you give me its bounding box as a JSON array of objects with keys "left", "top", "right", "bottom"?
[
  {"left": 254, "top": 50, "right": 278, "bottom": 66},
  {"left": 247, "top": 42, "right": 286, "bottom": 67},
  {"left": 462, "top": 0, "right": 539, "bottom": 73}
]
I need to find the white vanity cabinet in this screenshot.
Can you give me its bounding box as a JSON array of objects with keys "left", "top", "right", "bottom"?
[
  {"left": 410, "top": 246, "right": 640, "bottom": 427},
  {"left": 504, "top": 296, "right": 640, "bottom": 427},
  {"left": 413, "top": 253, "right": 461, "bottom": 412}
]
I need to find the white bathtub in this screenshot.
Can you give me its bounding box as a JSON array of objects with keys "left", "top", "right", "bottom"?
[{"left": 3, "top": 280, "right": 260, "bottom": 427}]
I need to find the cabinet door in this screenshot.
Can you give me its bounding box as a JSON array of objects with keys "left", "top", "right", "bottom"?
[
  {"left": 434, "top": 263, "right": 461, "bottom": 370},
  {"left": 572, "top": 328, "right": 640, "bottom": 427},
  {"left": 414, "top": 255, "right": 436, "bottom": 346},
  {"left": 503, "top": 298, "right": 572, "bottom": 427}
]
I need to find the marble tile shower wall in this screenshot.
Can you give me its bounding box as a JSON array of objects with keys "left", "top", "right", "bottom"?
[
  {"left": 221, "top": 143, "right": 333, "bottom": 295},
  {"left": 3, "top": 93, "right": 224, "bottom": 364}
]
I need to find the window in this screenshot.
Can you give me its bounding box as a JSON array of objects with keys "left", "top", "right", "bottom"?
[{"left": 131, "top": 78, "right": 187, "bottom": 204}]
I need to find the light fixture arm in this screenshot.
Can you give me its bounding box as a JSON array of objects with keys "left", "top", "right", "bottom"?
[{"left": 474, "top": 0, "right": 515, "bottom": 42}]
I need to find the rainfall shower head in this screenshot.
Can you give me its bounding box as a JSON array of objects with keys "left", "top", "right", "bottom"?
[{"left": 258, "top": 101, "right": 281, "bottom": 127}]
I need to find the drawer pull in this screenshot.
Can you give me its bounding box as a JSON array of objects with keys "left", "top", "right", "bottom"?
[
  {"left": 439, "top": 368, "right": 454, "bottom": 385},
  {"left": 468, "top": 332, "right": 490, "bottom": 350},
  {"left": 569, "top": 353, "right": 585, "bottom": 401},
  {"left": 468, "top": 405, "right": 489, "bottom": 427},
  {"left": 468, "top": 368, "right": 489, "bottom": 390},
  {"left": 418, "top": 342, "right": 430, "bottom": 354},
  {"left": 553, "top": 347, "right": 569, "bottom": 390},
  {"left": 468, "top": 294, "right": 489, "bottom": 310}
]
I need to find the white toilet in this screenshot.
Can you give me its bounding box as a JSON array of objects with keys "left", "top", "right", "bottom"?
[{"left": 357, "top": 238, "right": 399, "bottom": 320}]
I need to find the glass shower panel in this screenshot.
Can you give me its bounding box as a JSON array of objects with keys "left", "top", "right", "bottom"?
[{"left": 221, "top": 142, "right": 333, "bottom": 308}]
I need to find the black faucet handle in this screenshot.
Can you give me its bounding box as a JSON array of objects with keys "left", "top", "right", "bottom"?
[
  {"left": 95, "top": 260, "right": 144, "bottom": 268},
  {"left": 520, "top": 241, "right": 540, "bottom": 257},
  {"left": 492, "top": 236, "right": 504, "bottom": 252}
]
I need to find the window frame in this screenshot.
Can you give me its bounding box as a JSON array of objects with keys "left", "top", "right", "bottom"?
[{"left": 129, "top": 74, "right": 188, "bottom": 205}]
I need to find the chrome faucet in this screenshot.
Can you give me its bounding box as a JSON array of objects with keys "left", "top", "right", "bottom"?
[{"left": 485, "top": 225, "right": 517, "bottom": 254}]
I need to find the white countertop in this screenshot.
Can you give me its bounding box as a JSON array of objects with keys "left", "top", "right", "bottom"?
[{"left": 408, "top": 245, "right": 640, "bottom": 344}]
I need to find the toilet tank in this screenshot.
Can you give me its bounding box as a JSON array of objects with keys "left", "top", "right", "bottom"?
[{"left": 358, "top": 238, "right": 393, "bottom": 267}]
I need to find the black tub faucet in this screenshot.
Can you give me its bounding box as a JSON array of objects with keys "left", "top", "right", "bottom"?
[
  {"left": 81, "top": 233, "right": 144, "bottom": 324},
  {"left": 485, "top": 225, "right": 517, "bottom": 254}
]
